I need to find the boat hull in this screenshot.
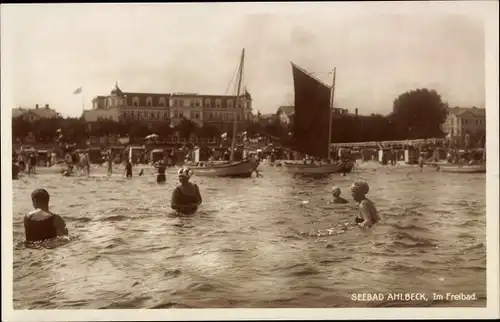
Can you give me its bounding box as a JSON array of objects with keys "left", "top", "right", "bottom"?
[
  {"left": 437, "top": 163, "right": 486, "bottom": 173},
  {"left": 189, "top": 159, "right": 258, "bottom": 178},
  {"left": 283, "top": 160, "right": 354, "bottom": 175}
]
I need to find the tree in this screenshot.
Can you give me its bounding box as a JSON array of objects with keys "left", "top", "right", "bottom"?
[
  {"left": 12, "top": 117, "right": 33, "bottom": 141},
  {"left": 128, "top": 120, "right": 151, "bottom": 140},
  {"left": 244, "top": 120, "right": 263, "bottom": 138},
  {"left": 390, "top": 88, "right": 448, "bottom": 139},
  {"left": 197, "top": 124, "right": 220, "bottom": 139},
  {"left": 175, "top": 117, "right": 198, "bottom": 140},
  {"left": 150, "top": 120, "right": 174, "bottom": 138}
]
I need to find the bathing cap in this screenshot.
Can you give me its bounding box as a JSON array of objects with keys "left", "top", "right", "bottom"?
[
  {"left": 331, "top": 186, "right": 341, "bottom": 197},
  {"left": 177, "top": 167, "right": 192, "bottom": 179},
  {"left": 350, "top": 180, "right": 369, "bottom": 196}
]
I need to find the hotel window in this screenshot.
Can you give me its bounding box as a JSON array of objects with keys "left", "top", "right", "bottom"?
[
  {"left": 146, "top": 97, "right": 153, "bottom": 107},
  {"left": 132, "top": 97, "right": 139, "bottom": 107},
  {"left": 195, "top": 100, "right": 200, "bottom": 107},
  {"left": 227, "top": 99, "right": 234, "bottom": 109},
  {"left": 159, "top": 97, "right": 166, "bottom": 106},
  {"left": 179, "top": 112, "right": 184, "bottom": 118},
  {"left": 174, "top": 111, "right": 179, "bottom": 117},
  {"left": 205, "top": 99, "right": 211, "bottom": 108},
  {"left": 216, "top": 99, "right": 222, "bottom": 108}
]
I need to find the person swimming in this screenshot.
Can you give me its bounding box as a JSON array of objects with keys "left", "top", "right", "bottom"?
[
  {"left": 350, "top": 180, "right": 380, "bottom": 228},
  {"left": 155, "top": 160, "right": 167, "bottom": 183},
  {"left": 24, "top": 189, "right": 69, "bottom": 242},
  {"left": 170, "top": 167, "right": 202, "bottom": 215},
  {"left": 328, "top": 186, "right": 348, "bottom": 204},
  {"left": 125, "top": 160, "right": 133, "bottom": 178}
]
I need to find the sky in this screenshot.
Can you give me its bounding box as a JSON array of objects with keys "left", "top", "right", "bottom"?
[{"left": 1, "top": 2, "right": 488, "bottom": 118}]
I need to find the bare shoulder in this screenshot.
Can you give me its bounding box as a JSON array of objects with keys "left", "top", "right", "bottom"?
[
  {"left": 52, "top": 214, "right": 66, "bottom": 223},
  {"left": 26, "top": 209, "right": 51, "bottom": 221},
  {"left": 359, "top": 199, "right": 373, "bottom": 209}
]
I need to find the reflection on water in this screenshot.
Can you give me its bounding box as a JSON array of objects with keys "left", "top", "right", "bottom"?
[{"left": 12, "top": 163, "right": 486, "bottom": 308}]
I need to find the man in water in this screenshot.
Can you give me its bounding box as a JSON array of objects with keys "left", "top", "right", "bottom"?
[
  {"left": 28, "top": 153, "right": 37, "bottom": 175},
  {"left": 350, "top": 180, "right": 380, "bottom": 228},
  {"left": 17, "top": 153, "right": 26, "bottom": 173},
  {"left": 106, "top": 151, "right": 113, "bottom": 175},
  {"left": 328, "top": 186, "right": 348, "bottom": 204},
  {"left": 24, "top": 189, "right": 69, "bottom": 242},
  {"left": 170, "top": 167, "right": 202, "bottom": 214},
  {"left": 154, "top": 160, "right": 167, "bottom": 183},
  {"left": 418, "top": 153, "right": 425, "bottom": 171},
  {"left": 125, "top": 159, "right": 133, "bottom": 178},
  {"left": 249, "top": 153, "right": 262, "bottom": 177},
  {"left": 81, "top": 152, "right": 90, "bottom": 176}
]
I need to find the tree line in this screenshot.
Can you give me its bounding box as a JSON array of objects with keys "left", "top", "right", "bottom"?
[
  {"left": 12, "top": 115, "right": 263, "bottom": 145},
  {"left": 263, "top": 88, "right": 485, "bottom": 144}
]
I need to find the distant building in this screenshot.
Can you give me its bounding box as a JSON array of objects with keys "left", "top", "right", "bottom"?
[
  {"left": 275, "top": 105, "right": 350, "bottom": 124},
  {"left": 12, "top": 104, "right": 60, "bottom": 122},
  {"left": 276, "top": 105, "right": 295, "bottom": 124},
  {"left": 88, "top": 83, "right": 253, "bottom": 133},
  {"left": 441, "top": 106, "right": 486, "bottom": 138},
  {"left": 82, "top": 107, "right": 121, "bottom": 122}
]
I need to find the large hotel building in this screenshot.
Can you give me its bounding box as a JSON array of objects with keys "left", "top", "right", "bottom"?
[{"left": 84, "top": 83, "right": 254, "bottom": 133}]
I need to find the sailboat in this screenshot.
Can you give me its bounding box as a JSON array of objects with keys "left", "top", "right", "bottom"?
[
  {"left": 187, "top": 48, "right": 259, "bottom": 178},
  {"left": 282, "top": 63, "right": 354, "bottom": 175}
]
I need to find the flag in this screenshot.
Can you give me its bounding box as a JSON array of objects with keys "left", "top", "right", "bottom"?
[{"left": 73, "top": 86, "right": 82, "bottom": 94}]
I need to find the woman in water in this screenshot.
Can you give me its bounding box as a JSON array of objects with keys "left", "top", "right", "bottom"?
[
  {"left": 328, "top": 186, "right": 348, "bottom": 204},
  {"left": 24, "top": 189, "right": 69, "bottom": 242},
  {"left": 350, "top": 180, "right": 380, "bottom": 228},
  {"left": 154, "top": 160, "right": 167, "bottom": 183},
  {"left": 170, "top": 167, "right": 202, "bottom": 215}
]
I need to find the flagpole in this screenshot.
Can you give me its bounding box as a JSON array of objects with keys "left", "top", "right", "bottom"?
[{"left": 81, "top": 86, "right": 85, "bottom": 115}]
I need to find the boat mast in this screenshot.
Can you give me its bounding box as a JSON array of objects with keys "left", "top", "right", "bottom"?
[
  {"left": 327, "top": 67, "right": 336, "bottom": 159},
  {"left": 230, "top": 48, "right": 245, "bottom": 162}
]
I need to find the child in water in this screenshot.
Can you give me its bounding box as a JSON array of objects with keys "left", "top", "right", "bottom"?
[
  {"left": 328, "top": 186, "right": 348, "bottom": 204},
  {"left": 350, "top": 180, "right": 380, "bottom": 228}
]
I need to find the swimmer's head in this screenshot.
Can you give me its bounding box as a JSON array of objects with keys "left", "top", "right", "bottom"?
[
  {"left": 177, "top": 167, "right": 192, "bottom": 183},
  {"left": 31, "top": 189, "right": 50, "bottom": 209},
  {"left": 331, "top": 186, "right": 341, "bottom": 197},
  {"left": 350, "top": 180, "right": 369, "bottom": 202}
]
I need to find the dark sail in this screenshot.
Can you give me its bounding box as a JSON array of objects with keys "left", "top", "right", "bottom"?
[{"left": 290, "top": 62, "right": 332, "bottom": 159}]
